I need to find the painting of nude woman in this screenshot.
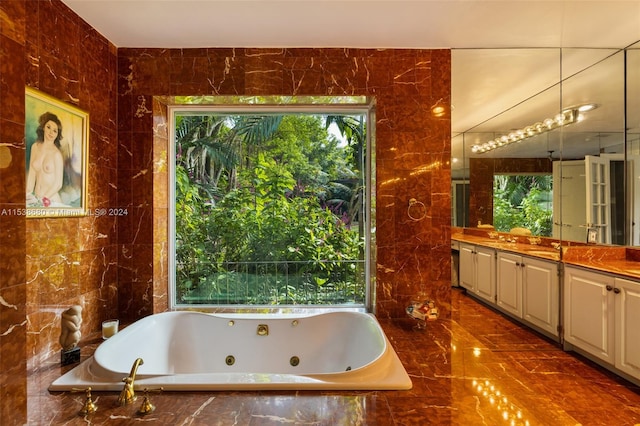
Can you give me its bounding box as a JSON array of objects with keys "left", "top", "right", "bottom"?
[{"left": 25, "top": 88, "right": 88, "bottom": 218}]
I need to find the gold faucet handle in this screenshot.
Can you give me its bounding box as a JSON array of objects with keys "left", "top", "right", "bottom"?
[
  {"left": 138, "top": 387, "right": 163, "bottom": 415},
  {"left": 72, "top": 387, "right": 98, "bottom": 415},
  {"left": 117, "top": 377, "right": 135, "bottom": 406}
]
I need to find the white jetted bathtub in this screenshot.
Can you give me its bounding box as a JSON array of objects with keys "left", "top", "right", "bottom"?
[{"left": 50, "top": 310, "right": 412, "bottom": 391}]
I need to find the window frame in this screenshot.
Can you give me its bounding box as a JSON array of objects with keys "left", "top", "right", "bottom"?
[{"left": 168, "top": 100, "right": 376, "bottom": 312}]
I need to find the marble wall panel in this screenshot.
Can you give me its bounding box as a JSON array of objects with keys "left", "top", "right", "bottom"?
[
  {"left": 0, "top": 307, "right": 27, "bottom": 425},
  {"left": 3, "top": 11, "right": 453, "bottom": 426},
  {"left": 152, "top": 100, "right": 169, "bottom": 314},
  {"left": 1, "top": 1, "right": 29, "bottom": 423},
  {"left": 1, "top": 2, "right": 117, "bottom": 424},
  {"left": 0, "top": 208, "right": 27, "bottom": 425},
  {"left": 4, "top": 1, "right": 451, "bottom": 424},
  {"left": 118, "top": 47, "right": 452, "bottom": 320}
]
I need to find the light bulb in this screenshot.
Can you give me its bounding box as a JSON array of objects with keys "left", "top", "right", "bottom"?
[
  {"left": 554, "top": 113, "right": 564, "bottom": 124},
  {"left": 578, "top": 103, "right": 597, "bottom": 112}
]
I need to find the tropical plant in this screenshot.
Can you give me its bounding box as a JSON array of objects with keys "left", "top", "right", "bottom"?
[
  {"left": 174, "top": 112, "right": 367, "bottom": 305},
  {"left": 493, "top": 175, "right": 553, "bottom": 236}
]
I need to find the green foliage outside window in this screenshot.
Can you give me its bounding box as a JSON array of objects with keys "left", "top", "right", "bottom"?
[
  {"left": 493, "top": 175, "right": 553, "bottom": 236},
  {"left": 174, "top": 112, "right": 367, "bottom": 305}
]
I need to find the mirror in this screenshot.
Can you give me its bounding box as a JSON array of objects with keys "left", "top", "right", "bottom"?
[
  {"left": 627, "top": 41, "right": 640, "bottom": 245},
  {"left": 452, "top": 46, "right": 634, "bottom": 246}
]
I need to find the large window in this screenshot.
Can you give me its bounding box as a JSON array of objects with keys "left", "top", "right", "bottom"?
[{"left": 169, "top": 99, "right": 374, "bottom": 309}]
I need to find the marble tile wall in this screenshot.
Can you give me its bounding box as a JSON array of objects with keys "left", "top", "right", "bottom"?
[
  {"left": 0, "top": 1, "right": 117, "bottom": 424},
  {"left": 117, "top": 48, "right": 452, "bottom": 320},
  {"left": 1, "top": 1, "right": 451, "bottom": 423},
  {"left": 1, "top": 2, "right": 28, "bottom": 422}
]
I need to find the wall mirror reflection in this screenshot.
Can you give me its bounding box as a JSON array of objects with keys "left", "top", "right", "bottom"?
[{"left": 451, "top": 45, "right": 639, "bottom": 247}]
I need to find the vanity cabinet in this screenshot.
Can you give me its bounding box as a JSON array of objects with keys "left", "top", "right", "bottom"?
[
  {"left": 614, "top": 277, "right": 640, "bottom": 379},
  {"left": 564, "top": 266, "right": 615, "bottom": 364},
  {"left": 564, "top": 267, "right": 640, "bottom": 380},
  {"left": 459, "top": 243, "right": 495, "bottom": 303},
  {"left": 454, "top": 234, "right": 640, "bottom": 384},
  {"left": 496, "top": 252, "right": 523, "bottom": 317},
  {"left": 497, "top": 252, "right": 559, "bottom": 337}
]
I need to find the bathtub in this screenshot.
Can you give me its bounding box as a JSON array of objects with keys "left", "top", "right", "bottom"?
[{"left": 49, "top": 311, "right": 412, "bottom": 391}]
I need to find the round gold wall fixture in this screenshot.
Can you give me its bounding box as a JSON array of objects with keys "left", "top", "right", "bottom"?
[
  {"left": 225, "top": 355, "right": 235, "bottom": 366},
  {"left": 290, "top": 356, "right": 300, "bottom": 367},
  {"left": 257, "top": 324, "right": 269, "bottom": 336}
]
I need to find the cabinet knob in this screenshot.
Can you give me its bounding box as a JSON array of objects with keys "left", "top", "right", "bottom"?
[
  {"left": 614, "top": 288, "right": 621, "bottom": 294},
  {"left": 606, "top": 285, "right": 613, "bottom": 292}
]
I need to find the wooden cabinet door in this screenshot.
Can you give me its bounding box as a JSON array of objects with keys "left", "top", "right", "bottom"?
[
  {"left": 564, "top": 266, "right": 615, "bottom": 364},
  {"left": 522, "top": 257, "right": 559, "bottom": 336},
  {"left": 615, "top": 277, "right": 640, "bottom": 380},
  {"left": 459, "top": 243, "right": 476, "bottom": 291},
  {"left": 475, "top": 247, "right": 495, "bottom": 303},
  {"left": 496, "top": 252, "right": 522, "bottom": 317}
]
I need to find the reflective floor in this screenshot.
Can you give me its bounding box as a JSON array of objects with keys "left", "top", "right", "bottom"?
[{"left": 29, "top": 288, "right": 640, "bottom": 425}]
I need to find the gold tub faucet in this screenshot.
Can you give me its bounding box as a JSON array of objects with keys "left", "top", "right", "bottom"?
[{"left": 117, "top": 357, "right": 144, "bottom": 406}]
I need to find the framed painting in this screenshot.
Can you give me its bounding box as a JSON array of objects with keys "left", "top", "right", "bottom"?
[{"left": 25, "top": 88, "right": 88, "bottom": 218}]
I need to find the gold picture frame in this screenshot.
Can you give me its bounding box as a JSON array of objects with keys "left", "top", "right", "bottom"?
[{"left": 25, "top": 87, "right": 88, "bottom": 218}]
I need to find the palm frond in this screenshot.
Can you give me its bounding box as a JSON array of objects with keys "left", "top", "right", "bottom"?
[
  {"left": 235, "top": 115, "right": 283, "bottom": 145},
  {"left": 325, "top": 115, "right": 364, "bottom": 146},
  {"left": 201, "top": 138, "right": 240, "bottom": 171}
]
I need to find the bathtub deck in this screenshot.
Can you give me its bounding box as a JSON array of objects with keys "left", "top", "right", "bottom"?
[{"left": 28, "top": 289, "right": 640, "bottom": 425}]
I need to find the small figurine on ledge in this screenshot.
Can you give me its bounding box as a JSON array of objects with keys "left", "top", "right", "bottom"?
[
  {"left": 406, "top": 299, "right": 439, "bottom": 330},
  {"left": 59, "top": 305, "right": 82, "bottom": 365}
]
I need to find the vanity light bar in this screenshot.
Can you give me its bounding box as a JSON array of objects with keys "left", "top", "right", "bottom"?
[{"left": 471, "top": 104, "right": 597, "bottom": 154}]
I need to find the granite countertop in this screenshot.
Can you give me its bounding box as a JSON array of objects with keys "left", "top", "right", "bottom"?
[
  {"left": 452, "top": 228, "right": 640, "bottom": 280},
  {"left": 451, "top": 231, "right": 561, "bottom": 261},
  {"left": 562, "top": 246, "right": 640, "bottom": 280}
]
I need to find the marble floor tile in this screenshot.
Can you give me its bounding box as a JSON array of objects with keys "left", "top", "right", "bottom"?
[{"left": 27, "top": 288, "right": 640, "bottom": 425}]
